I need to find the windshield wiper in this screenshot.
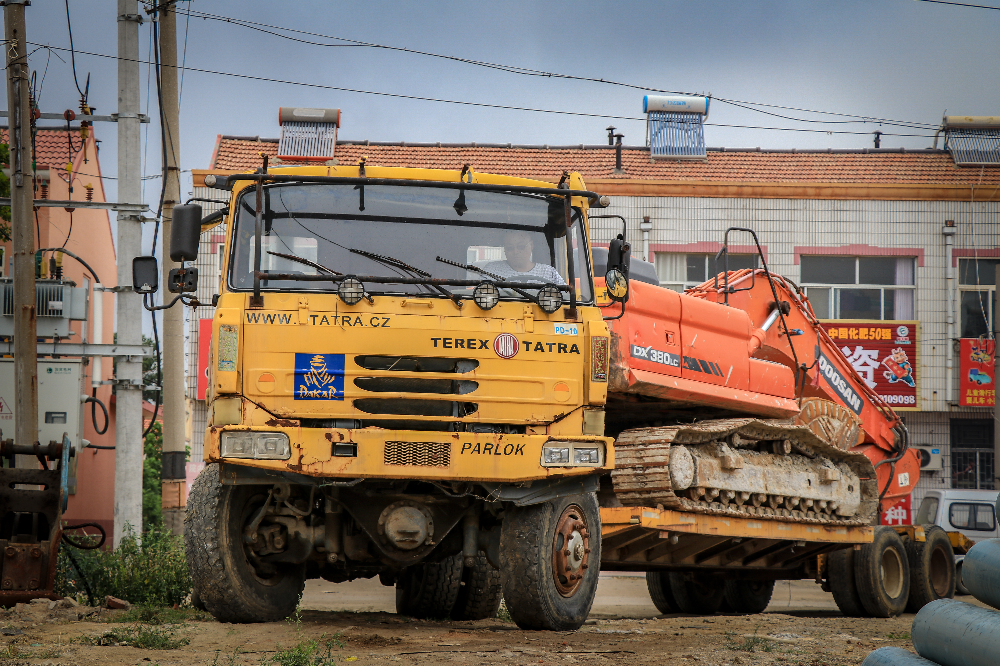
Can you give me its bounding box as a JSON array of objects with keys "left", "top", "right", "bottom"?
[
  {"left": 266, "top": 251, "right": 341, "bottom": 275},
  {"left": 435, "top": 255, "right": 540, "bottom": 303},
  {"left": 350, "top": 248, "right": 463, "bottom": 307}
]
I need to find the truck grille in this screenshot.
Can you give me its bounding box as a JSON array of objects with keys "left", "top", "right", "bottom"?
[
  {"left": 384, "top": 441, "right": 451, "bottom": 467},
  {"left": 354, "top": 377, "right": 478, "bottom": 395},
  {"left": 354, "top": 398, "right": 478, "bottom": 417},
  {"left": 354, "top": 356, "right": 478, "bottom": 373}
]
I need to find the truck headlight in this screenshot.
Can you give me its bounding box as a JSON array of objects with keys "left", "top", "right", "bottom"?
[
  {"left": 541, "top": 442, "right": 604, "bottom": 467},
  {"left": 221, "top": 432, "right": 291, "bottom": 460},
  {"left": 543, "top": 446, "right": 570, "bottom": 464}
]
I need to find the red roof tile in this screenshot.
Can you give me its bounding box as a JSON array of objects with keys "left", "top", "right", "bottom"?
[
  {"left": 209, "top": 136, "right": 1000, "bottom": 186},
  {"left": 0, "top": 126, "right": 94, "bottom": 170}
]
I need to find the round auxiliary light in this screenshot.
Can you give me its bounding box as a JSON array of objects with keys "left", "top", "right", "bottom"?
[
  {"left": 473, "top": 281, "right": 500, "bottom": 310},
  {"left": 537, "top": 284, "right": 563, "bottom": 314},
  {"left": 338, "top": 277, "right": 365, "bottom": 305}
]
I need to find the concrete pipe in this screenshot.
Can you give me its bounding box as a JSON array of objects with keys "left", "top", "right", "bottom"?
[
  {"left": 861, "top": 647, "right": 940, "bottom": 666},
  {"left": 962, "top": 539, "right": 1000, "bottom": 610},
  {"left": 912, "top": 598, "right": 1000, "bottom": 666}
]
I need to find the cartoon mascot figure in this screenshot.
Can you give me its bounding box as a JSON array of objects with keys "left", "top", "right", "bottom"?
[{"left": 882, "top": 348, "right": 915, "bottom": 388}]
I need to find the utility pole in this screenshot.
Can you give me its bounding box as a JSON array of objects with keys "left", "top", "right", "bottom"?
[
  {"left": 4, "top": 0, "right": 38, "bottom": 454},
  {"left": 115, "top": 0, "right": 144, "bottom": 545},
  {"left": 158, "top": 1, "right": 187, "bottom": 534}
]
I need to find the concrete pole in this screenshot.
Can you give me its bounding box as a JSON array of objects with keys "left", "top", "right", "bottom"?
[
  {"left": 4, "top": 1, "right": 38, "bottom": 451},
  {"left": 943, "top": 221, "right": 956, "bottom": 406},
  {"left": 158, "top": 2, "right": 187, "bottom": 535},
  {"left": 114, "top": 0, "right": 144, "bottom": 544}
]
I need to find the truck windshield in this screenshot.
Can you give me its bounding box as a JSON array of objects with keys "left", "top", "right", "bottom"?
[{"left": 228, "top": 183, "right": 593, "bottom": 303}]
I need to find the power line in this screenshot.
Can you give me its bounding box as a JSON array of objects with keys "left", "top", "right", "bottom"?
[
  {"left": 913, "top": 0, "right": 1000, "bottom": 10},
  {"left": 63, "top": 0, "right": 88, "bottom": 100},
  {"left": 28, "top": 43, "right": 937, "bottom": 138},
  {"left": 180, "top": 8, "right": 940, "bottom": 131}
]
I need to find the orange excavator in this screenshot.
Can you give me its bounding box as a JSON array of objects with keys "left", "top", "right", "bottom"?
[
  {"left": 596, "top": 226, "right": 917, "bottom": 525},
  {"left": 593, "top": 225, "right": 929, "bottom": 617}
]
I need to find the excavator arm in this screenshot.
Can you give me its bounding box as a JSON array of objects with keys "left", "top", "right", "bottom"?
[{"left": 684, "top": 268, "right": 919, "bottom": 511}]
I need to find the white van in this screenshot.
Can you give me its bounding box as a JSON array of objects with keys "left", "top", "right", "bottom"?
[{"left": 914, "top": 489, "right": 1000, "bottom": 593}]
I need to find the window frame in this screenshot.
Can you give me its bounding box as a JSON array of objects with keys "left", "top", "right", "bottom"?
[
  {"left": 800, "top": 255, "right": 917, "bottom": 320},
  {"left": 656, "top": 252, "right": 759, "bottom": 292},
  {"left": 948, "top": 502, "right": 997, "bottom": 532},
  {"left": 957, "top": 259, "right": 997, "bottom": 339}
]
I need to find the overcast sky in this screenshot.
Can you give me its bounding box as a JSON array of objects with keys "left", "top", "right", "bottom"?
[{"left": 5, "top": 0, "right": 1000, "bottom": 247}]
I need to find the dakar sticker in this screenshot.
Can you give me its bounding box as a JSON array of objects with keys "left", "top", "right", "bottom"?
[{"left": 294, "top": 353, "right": 345, "bottom": 400}]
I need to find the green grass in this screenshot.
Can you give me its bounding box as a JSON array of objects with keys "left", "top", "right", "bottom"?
[
  {"left": 725, "top": 629, "right": 775, "bottom": 653},
  {"left": 99, "top": 604, "right": 211, "bottom": 625},
  {"left": 495, "top": 598, "right": 513, "bottom": 622},
  {"left": 266, "top": 636, "right": 345, "bottom": 666},
  {"left": 77, "top": 624, "right": 190, "bottom": 650},
  {"left": 56, "top": 525, "right": 191, "bottom": 607},
  {"left": 886, "top": 631, "right": 911, "bottom": 640}
]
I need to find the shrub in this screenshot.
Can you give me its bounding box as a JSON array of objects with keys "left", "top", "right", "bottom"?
[{"left": 56, "top": 525, "right": 191, "bottom": 607}]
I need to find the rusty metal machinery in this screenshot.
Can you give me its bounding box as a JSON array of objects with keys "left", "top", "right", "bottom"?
[{"left": 0, "top": 436, "right": 72, "bottom": 604}]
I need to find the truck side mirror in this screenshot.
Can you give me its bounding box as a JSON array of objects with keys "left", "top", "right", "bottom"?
[
  {"left": 132, "top": 256, "right": 159, "bottom": 294},
  {"left": 607, "top": 234, "right": 631, "bottom": 277},
  {"left": 606, "top": 268, "right": 629, "bottom": 302},
  {"left": 170, "top": 204, "right": 203, "bottom": 262}
]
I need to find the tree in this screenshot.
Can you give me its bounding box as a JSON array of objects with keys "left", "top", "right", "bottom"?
[{"left": 143, "top": 421, "right": 163, "bottom": 530}]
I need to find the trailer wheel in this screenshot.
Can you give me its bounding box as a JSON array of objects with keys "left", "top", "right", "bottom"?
[
  {"left": 395, "top": 553, "right": 464, "bottom": 619},
  {"left": 828, "top": 548, "right": 868, "bottom": 617},
  {"left": 667, "top": 572, "right": 725, "bottom": 615},
  {"left": 955, "top": 562, "right": 971, "bottom": 595},
  {"left": 499, "top": 492, "right": 601, "bottom": 630},
  {"left": 451, "top": 554, "right": 502, "bottom": 621},
  {"left": 855, "top": 526, "right": 910, "bottom": 618},
  {"left": 723, "top": 579, "right": 775, "bottom": 614},
  {"left": 645, "top": 571, "right": 680, "bottom": 614},
  {"left": 904, "top": 526, "right": 955, "bottom": 612},
  {"left": 184, "top": 464, "right": 305, "bottom": 623}
]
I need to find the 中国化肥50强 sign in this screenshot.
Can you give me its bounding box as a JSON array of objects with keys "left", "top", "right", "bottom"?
[{"left": 820, "top": 320, "right": 919, "bottom": 410}]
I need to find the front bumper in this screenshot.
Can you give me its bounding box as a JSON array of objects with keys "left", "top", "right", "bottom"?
[{"left": 204, "top": 425, "right": 614, "bottom": 483}]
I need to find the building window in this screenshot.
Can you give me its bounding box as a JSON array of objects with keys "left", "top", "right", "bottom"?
[
  {"left": 951, "top": 419, "right": 995, "bottom": 491},
  {"left": 801, "top": 256, "right": 915, "bottom": 320},
  {"left": 655, "top": 252, "right": 759, "bottom": 292},
  {"left": 959, "top": 258, "right": 998, "bottom": 338}
]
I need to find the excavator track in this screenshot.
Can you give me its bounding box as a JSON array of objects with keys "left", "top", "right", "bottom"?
[{"left": 610, "top": 400, "right": 880, "bottom": 526}]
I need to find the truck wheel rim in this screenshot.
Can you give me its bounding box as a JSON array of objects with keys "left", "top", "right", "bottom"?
[
  {"left": 880, "top": 547, "right": 904, "bottom": 598},
  {"left": 551, "top": 504, "right": 590, "bottom": 598}
]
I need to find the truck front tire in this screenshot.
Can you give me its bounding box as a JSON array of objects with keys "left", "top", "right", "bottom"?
[
  {"left": 499, "top": 492, "right": 601, "bottom": 630},
  {"left": 828, "top": 548, "right": 868, "bottom": 617},
  {"left": 667, "top": 572, "right": 725, "bottom": 614},
  {"left": 184, "top": 464, "right": 305, "bottom": 623}
]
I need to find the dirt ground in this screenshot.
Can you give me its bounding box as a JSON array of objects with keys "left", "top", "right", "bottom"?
[{"left": 1, "top": 574, "right": 987, "bottom": 666}]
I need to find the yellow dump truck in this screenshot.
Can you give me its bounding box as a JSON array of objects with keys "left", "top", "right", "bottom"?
[{"left": 152, "top": 164, "right": 614, "bottom": 630}]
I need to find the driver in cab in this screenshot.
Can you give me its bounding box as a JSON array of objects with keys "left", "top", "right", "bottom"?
[{"left": 484, "top": 230, "right": 566, "bottom": 285}]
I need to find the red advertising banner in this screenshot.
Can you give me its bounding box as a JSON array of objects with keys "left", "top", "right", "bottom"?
[
  {"left": 820, "top": 321, "right": 919, "bottom": 410},
  {"left": 881, "top": 494, "right": 911, "bottom": 526},
  {"left": 197, "top": 319, "right": 212, "bottom": 401},
  {"left": 959, "top": 338, "right": 995, "bottom": 407}
]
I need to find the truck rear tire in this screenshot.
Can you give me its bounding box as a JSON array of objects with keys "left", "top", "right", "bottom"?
[
  {"left": 451, "top": 554, "right": 503, "bottom": 621},
  {"left": 646, "top": 571, "right": 681, "bottom": 614},
  {"left": 395, "top": 553, "right": 464, "bottom": 619},
  {"left": 184, "top": 464, "right": 305, "bottom": 623},
  {"left": 828, "top": 548, "right": 868, "bottom": 617},
  {"left": 905, "top": 526, "right": 955, "bottom": 612},
  {"left": 855, "top": 526, "right": 910, "bottom": 618},
  {"left": 667, "top": 572, "right": 725, "bottom": 615},
  {"left": 723, "top": 579, "right": 775, "bottom": 614},
  {"left": 499, "top": 492, "right": 601, "bottom": 630}
]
